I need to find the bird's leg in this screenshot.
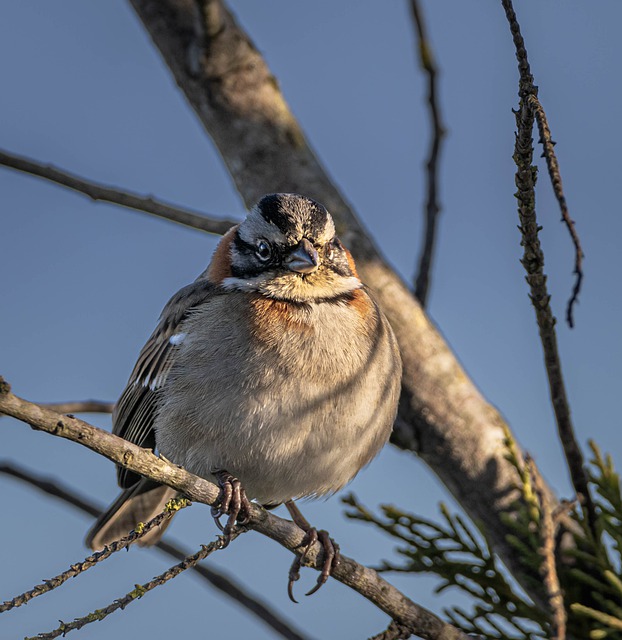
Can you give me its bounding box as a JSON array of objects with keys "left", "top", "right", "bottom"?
[
  {"left": 285, "top": 500, "right": 340, "bottom": 602},
  {"left": 211, "top": 470, "right": 252, "bottom": 545}
]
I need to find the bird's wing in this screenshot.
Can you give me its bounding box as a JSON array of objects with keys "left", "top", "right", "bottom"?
[{"left": 113, "top": 278, "right": 221, "bottom": 488}]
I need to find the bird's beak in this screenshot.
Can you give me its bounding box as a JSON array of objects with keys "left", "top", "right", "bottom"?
[{"left": 286, "top": 238, "right": 319, "bottom": 274}]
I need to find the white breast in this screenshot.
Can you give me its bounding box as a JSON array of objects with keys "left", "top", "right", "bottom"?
[{"left": 153, "top": 292, "right": 401, "bottom": 505}]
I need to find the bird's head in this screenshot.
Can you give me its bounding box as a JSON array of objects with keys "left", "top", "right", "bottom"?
[{"left": 211, "top": 193, "right": 362, "bottom": 302}]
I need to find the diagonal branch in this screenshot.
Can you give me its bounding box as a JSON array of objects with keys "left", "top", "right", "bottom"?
[
  {"left": 501, "top": 0, "right": 596, "bottom": 534},
  {"left": 0, "top": 462, "right": 310, "bottom": 640},
  {"left": 0, "top": 379, "right": 470, "bottom": 640},
  {"left": 409, "top": 0, "right": 446, "bottom": 307},
  {"left": 0, "top": 148, "right": 237, "bottom": 235},
  {"left": 26, "top": 538, "right": 227, "bottom": 640},
  {"left": 0, "top": 498, "right": 189, "bottom": 613}
]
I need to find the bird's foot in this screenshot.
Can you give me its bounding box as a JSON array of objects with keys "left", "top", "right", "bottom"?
[
  {"left": 285, "top": 501, "right": 341, "bottom": 602},
  {"left": 211, "top": 470, "right": 252, "bottom": 546}
]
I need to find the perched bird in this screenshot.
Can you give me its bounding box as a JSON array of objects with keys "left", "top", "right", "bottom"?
[{"left": 86, "top": 193, "right": 402, "bottom": 597}]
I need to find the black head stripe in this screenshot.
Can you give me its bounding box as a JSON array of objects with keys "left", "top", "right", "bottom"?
[{"left": 257, "top": 193, "right": 330, "bottom": 241}]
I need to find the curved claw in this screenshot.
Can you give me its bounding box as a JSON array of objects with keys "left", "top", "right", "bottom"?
[
  {"left": 287, "top": 526, "right": 317, "bottom": 602},
  {"left": 210, "top": 507, "right": 225, "bottom": 532},
  {"left": 211, "top": 471, "right": 252, "bottom": 544},
  {"left": 305, "top": 531, "right": 340, "bottom": 597},
  {"left": 287, "top": 557, "right": 301, "bottom": 604},
  {"left": 286, "top": 525, "right": 340, "bottom": 601}
]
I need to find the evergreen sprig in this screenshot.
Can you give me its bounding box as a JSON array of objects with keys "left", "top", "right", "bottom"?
[
  {"left": 343, "top": 493, "right": 546, "bottom": 639},
  {"left": 344, "top": 439, "right": 622, "bottom": 640}
]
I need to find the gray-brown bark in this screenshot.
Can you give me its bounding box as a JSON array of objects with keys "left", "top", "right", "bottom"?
[{"left": 128, "top": 0, "right": 549, "bottom": 600}]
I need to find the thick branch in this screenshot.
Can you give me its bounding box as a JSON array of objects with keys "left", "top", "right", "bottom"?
[
  {"left": 0, "top": 148, "right": 236, "bottom": 235},
  {"left": 409, "top": 0, "right": 446, "bottom": 307},
  {"left": 0, "top": 463, "right": 309, "bottom": 640},
  {"left": 0, "top": 381, "right": 470, "bottom": 640},
  {"left": 128, "top": 0, "right": 547, "bottom": 599}
]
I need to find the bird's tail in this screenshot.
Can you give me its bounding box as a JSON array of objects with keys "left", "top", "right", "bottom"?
[{"left": 85, "top": 479, "right": 178, "bottom": 550}]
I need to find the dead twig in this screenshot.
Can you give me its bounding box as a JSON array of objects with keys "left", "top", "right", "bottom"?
[
  {"left": 501, "top": 0, "right": 596, "bottom": 536},
  {"left": 0, "top": 148, "right": 236, "bottom": 235},
  {"left": 0, "top": 498, "right": 189, "bottom": 614},
  {"left": 409, "top": 0, "right": 446, "bottom": 307},
  {"left": 0, "top": 461, "right": 311, "bottom": 640},
  {"left": 498, "top": 3, "right": 582, "bottom": 328},
  {"left": 25, "top": 539, "right": 227, "bottom": 640},
  {"left": 527, "top": 94, "right": 584, "bottom": 328}
]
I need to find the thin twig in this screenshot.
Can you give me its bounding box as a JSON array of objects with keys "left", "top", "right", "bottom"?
[
  {"left": 498, "top": 4, "right": 582, "bottom": 328},
  {"left": 527, "top": 457, "right": 566, "bottom": 640},
  {"left": 0, "top": 381, "right": 471, "bottom": 640},
  {"left": 0, "top": 462, "right": 311, "bottom": 640},
  {"left": 0, "top": 400, "right": 114, "bottom": 418},
  {"left": 501, "top": 0, "right": 596, "bottom": 536},
  {"left": 0, "top": 148, "right": 237, "bottom": 235},
  {"left": 25, "top": 539, "right": 227, "bottom": 640},
  {"left": 409, "top": 0, "right": 446, "bottom": 307},
  {"left": 0, "top": 497, "right": 189, "bottom": 614},
  {"left": 40, "top": 400, "right": 115, "bottom": 414},
  {"left": 527, "top": 94, "right": 584, "bottom": 328}
]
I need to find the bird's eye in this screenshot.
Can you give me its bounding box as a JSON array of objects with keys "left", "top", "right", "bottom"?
[
  {"left": 326, "top": 238, "right": 341, "bottom": 261},
  {"left": 255, "top": 241, "right": 272, "bottom": 261}
]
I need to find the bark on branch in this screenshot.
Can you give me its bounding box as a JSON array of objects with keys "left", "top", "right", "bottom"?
[
  {"left": 0, "top": 379, "right": 470, "bottom": 640},
  {"left": 0, "top": 148, "right": 237, "bottom": 235}
]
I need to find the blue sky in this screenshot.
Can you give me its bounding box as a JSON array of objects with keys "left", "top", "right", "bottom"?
[{"left": 1, "top": 1, "right": 621, "bottom": 638}]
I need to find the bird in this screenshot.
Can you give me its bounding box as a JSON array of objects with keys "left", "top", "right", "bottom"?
[{"left": 86, "top": 193, "right": 402, "bottom": 598}]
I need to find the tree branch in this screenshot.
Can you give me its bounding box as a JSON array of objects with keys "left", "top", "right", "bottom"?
[
  {"left": 497, "top": 3, "right": 583, "bottom": 329},
  {"left": 0, "top": 379, "right": 470, "bottom": 640},
  {"left": 127, "top": 0, "right": 551, "bottom": 600},
  {"left": 527, "top": 94, "right": 584, "bottom": 328},
  {"left": 369, "top": 619, "right": 415, "bottom": 640},
  {"left": 501, "top": 0, "right": 596, "bottom": 534},
  {"left": 527, "top": 457, "right": 566, "bottom": 640},
  {"left": 26, "top": 539, "right": 227, "bottom": 640},
  {"left": 409, "top": 0, "right": 446, "bottom": 307},
  {"left": 0, "top": 462, "right": 310, "bottom": 640},
  {"left": 0, "top": 148, "right": 237, "bottom": 235},
  {"left": 39, "top": 400, "right": 115, "bottom": 415},
  {"left": 0, "top": 498, "right": 189, "bottom": 613}
]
